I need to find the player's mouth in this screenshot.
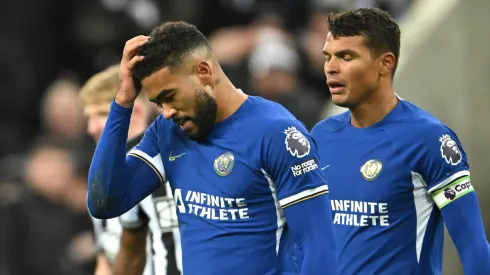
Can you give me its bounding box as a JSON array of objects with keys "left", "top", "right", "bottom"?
[
  {"left": 176, "top": 119, "right": 192, "bottom": 132},
  {"left": 327, "top": 80, "right": 345, "bottom": 94}
]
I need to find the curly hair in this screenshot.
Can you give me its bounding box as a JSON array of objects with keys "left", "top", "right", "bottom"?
[
  {"left": 328, "top": 8, "right": 401, "bottom": 77},
  {"left": 133, "top": 21, "right": 212, "bottom": 81}
]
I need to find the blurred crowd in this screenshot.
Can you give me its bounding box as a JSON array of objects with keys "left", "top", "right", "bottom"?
[{"left": 0, "top": 0, "right": 415, "bottom": 274}]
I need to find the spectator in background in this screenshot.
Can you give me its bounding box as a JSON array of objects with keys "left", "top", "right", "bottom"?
[
  {"left": 209, "top": 10, "right": 326, "bottom": 129},
  {"left": 40, "top": 79, "right": 86, "bottom": 144},
  {"left": 37, "top": 78, "right": 96, "bottom": 169},
  {"left": 4, "top": 140, "right": 94, "bottom": 275},
  {"left": 298, "top": 4, "right": 344, "bottom": 100},
  {"left": 248, "top": 28, "right": 326, "bottom": 130}
]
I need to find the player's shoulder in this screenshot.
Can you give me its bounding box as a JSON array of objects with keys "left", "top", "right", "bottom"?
[
  {"left": 248, "top": 96, "right": 308, "bottom": 133},
  {"left": 310, "top": 111, "right": 350, "bottom": 138},
  {"left": 384, "top": 100, "right": 464, "bottom": 160},
  {"left": 247, "top": 97, "right": 315, "bottom": 160},
  {"left": 248, "top": 96, "right": 295, "bottom": 118},
  {"left": 396, "top": 100, "right": 457, "bottom": 139}
]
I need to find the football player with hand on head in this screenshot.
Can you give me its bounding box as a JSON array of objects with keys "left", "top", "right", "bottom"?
[
  {"left": 80, "top": 65, "right": 182, "bottom": 275},
  {"left": 86, "top": 21, "right": 337, "bottom": 275},
  {"left": 311, "top": 8, "right": 490, "bottom": 275}
]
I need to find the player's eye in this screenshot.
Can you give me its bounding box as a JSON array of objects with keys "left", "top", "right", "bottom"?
[
  {"left": 155, "top": 102, "right": 163, "bottom": 109},
  {"left": 161, "top": 94, "right": 175, "bottom": 103},
  {"left": 342, "top": 55, "right": 353, "bottom": 61}
]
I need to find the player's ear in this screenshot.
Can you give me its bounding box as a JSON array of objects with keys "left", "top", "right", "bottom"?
[
  {"left": 379, "top": 52, "right": 396, "bottom": 77},
  {"left": 196, "top": 61, "right": 213, "bottom": 87}
]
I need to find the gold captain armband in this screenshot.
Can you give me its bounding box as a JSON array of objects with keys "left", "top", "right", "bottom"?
[{"left": 432, "top": 175, "right": 474, "bottom": 209}]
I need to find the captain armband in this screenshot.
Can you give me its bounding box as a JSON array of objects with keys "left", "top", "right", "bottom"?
[{"left": 432, "top": 175, "right": 474, "bottom": 209}]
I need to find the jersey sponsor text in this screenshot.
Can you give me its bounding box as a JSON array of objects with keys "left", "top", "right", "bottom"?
[
  {"left": 174, "top": 189, "right": 250, "bottom": 220},
  {"left": 331, "top": 199, "right": 390, "bottom": 227}
]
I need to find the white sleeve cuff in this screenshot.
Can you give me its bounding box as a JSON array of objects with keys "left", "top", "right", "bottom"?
[
  {"left": 127, "top": 149, "right": 166, "bottom": 186},
  {"left": 279, "top": 185, "right": 329, "bottom": 208}
]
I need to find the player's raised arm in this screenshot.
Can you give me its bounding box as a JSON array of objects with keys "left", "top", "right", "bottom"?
[
  {"left": 262, "top": 119, "right": 337, "bottom": 275},
  {"left": 87, "top": 36, "right": 163, "bottom": 218},
  {"left": 415, "top": 125, "right": 490, "bottom": 274}
]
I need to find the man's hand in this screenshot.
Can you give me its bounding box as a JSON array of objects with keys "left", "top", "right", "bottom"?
[{"left": 115, "top": 35, "right": 148, "bottom": 108}]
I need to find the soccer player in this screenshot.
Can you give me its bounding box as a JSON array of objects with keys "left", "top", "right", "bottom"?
[
  {"left": 311, "top": 8, "right": 490, "bottom": 275},
  {"left": 87, "top": 21, "right": 337, "bottom": 275},
  {"left": 79, "top": 65, "right": 182, "bottom": 275}
]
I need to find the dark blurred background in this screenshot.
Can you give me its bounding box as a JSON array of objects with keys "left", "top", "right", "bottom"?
[{"left": 2, "top": 0, "right": 489, "bottom": 274}]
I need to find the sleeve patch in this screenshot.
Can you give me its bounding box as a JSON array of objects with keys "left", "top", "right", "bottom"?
[
  {"left": 284, "top": 126, "right": 311, "bottom": 158},
  {"left": 291, "top": 158, "right": 319, "bottom": 177},
  {"left": 439, "top": 134, "right": 462, "bottom": 166},
  {"left": 432, "top": 176, "right": 473, "bottom": 209}
]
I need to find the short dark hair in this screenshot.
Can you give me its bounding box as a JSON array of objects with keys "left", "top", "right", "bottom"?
[
  {"left": 133, "top": 21, "right": 211, "bottom": 81},
  {"left": 328, "top": 8, "right": 401, "bottom": 77}
]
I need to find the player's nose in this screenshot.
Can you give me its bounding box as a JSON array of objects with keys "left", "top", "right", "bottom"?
[
  {"left": 324, "top": 58, "right": 340, "bottom": 76},
  {"left": 162, "top": 105, "right": 177, "bottom": 119}
]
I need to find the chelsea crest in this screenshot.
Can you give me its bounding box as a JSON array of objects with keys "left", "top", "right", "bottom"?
[
  {"left": 214, "top": 152, "right": 235, "bottom": 176},
  {"left": 360, "top": 159, "right": 382, "bottom": 181}
]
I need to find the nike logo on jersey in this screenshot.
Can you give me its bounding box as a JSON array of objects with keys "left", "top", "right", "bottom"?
[
  {"left": 169, "top": 152, "right": 186, "bottom": 161},
  {"left": 322, "top": 165, "right": 330, "bottom": 170}
]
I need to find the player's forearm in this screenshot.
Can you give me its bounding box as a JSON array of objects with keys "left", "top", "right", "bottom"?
[
  {"left": 87, "top": 100, "right": 133, "bottom": 218},
  {"left": 284, "top": 195, "right": 338, "bottom": 275},
  {"left": 112, "top": 249, "right": 146, "bottom": 275},
  {"left": 442, "top": 192, "right": 490, "bottom": 274},
  {"left": 94, "top": 254, "right": 112, "bottom": 275},
  {"left": 113, "top": 227, "right": 148, "bottom": 275}
]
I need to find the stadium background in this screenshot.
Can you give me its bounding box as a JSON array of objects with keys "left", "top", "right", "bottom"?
[{"left": 0, "top": 0, "right": 488, "bottom": 274}]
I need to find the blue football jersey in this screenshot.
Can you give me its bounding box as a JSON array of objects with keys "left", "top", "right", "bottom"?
[
  {"left": 127, "top": 96, "right": 329, "bottom": 275},
  {"left": 311, "top": 99, "right": 472, "bottom": 275}
]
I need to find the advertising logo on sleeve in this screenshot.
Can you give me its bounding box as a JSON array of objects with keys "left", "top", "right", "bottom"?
[
  {"left": 284, "top": 126, "right": 310, "bottom": 158},
  {"left": 439, "top": 134, "right": 462, "bottom": 165},
  {"left": 444, "top": 188, "right": 456, "bottom": 200},
  {"left": 291, "top": 158, "right": 319, "bottom": 177},
  {"left": 433, "top": 175, "right": 473, "bottom": 209}
]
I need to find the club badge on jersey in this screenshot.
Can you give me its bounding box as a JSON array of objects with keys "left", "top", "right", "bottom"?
[
  {"left": 360, "top": 159, "right": 383, "bottom": 181},
  {"left": 214, "top": 152, "right": 234, "bottom": 176}
]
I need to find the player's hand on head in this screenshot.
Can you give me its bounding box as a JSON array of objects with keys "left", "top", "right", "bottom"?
[{"left": 116, "top": 35, "right": 148, "bottom": 108}]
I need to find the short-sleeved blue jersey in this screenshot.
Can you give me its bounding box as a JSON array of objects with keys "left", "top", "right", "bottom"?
[
  {"left": 128, "top": 96, "right": 329, "bottom": 275},
  {"left": 311, "top": 99, "right": 471, "bottom": 275}
]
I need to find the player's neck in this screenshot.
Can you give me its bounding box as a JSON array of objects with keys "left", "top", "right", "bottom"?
[
  {"left": 350, "top": 85, "right": 398, "bottom": 128},
  {"left": 213, "top": 74, "right": 248, "bottom": 123}
]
